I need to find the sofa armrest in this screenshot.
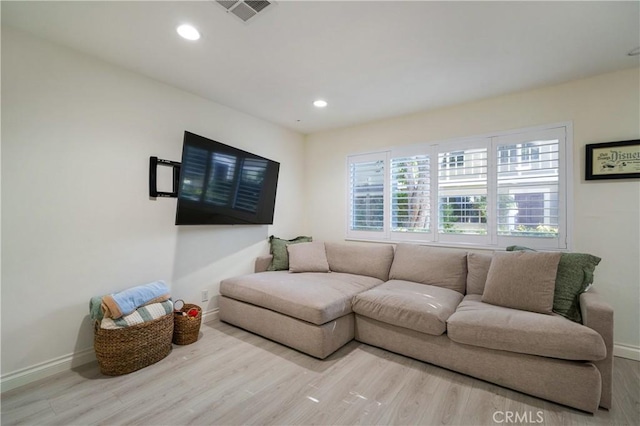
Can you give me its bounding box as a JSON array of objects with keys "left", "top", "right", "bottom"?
[
  {"left": 255, "top": 255, "right": 273, "bottom": 273},
  {"left": 580, "top": 289, "right": 614, "bottom": 409}
]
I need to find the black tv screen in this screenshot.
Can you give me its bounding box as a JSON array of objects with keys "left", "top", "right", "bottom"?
[{"left": 175, "top": 131, "right": 280, "bottom": 225}]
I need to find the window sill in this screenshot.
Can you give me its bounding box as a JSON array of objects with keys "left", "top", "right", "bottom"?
[{"left": 344, "top": 237, "right": 569, "bottom": 252}]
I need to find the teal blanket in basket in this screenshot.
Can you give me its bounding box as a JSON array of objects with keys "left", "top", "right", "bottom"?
[{"left": 90, "top": 296, "right": 104, "bottom": 321}]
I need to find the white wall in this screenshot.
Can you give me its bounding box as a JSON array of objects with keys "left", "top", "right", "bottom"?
[
  {"left": 1, "top": 27, "right": 307, "bottom": 378},
  {"left": 2, "top": 25, "right": 639, "bottom": 387},
  {"left": 306, "top": 68, "right": 640, "bottom": 355}
]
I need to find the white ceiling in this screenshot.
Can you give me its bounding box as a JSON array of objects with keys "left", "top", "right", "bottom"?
[{"left": 2, "top": 1, "right": 639, "bottom": 134}]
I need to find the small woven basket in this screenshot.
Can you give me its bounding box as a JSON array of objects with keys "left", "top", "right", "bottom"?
[
  {"left": 172, "top": 300, "right": 202, "bottom": 345},
  {"left": 94, "top": 314, "right": 173, "bottom": 376}
]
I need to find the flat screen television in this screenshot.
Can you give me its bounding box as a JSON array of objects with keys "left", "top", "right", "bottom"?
[{"left": 175, "top": 131, "right": 280, "bottom": 225}]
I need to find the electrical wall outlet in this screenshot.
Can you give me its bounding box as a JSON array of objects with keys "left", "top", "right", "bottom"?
[{"left": 201, "top": 289, "right": 209, "bottom": 302}]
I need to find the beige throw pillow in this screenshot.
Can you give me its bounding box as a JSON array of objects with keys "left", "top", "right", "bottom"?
[
  {"left": 481, "top": 251, "right": 562, "bottom": 314},
  {"left": 287, "top": 242, "right": 330, "bottom": 273}
]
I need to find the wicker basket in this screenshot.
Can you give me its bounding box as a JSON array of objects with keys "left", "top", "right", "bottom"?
[
  {"left": 94, "top": 314, "right": 173, "bottom": 376},
  {"left": 172, "top": 300, "right": 202, "bottom": 345}
]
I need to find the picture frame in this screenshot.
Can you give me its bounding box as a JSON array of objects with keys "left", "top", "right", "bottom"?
[{"left": 585, "top": 139, "right": 640, "bottom": 180}]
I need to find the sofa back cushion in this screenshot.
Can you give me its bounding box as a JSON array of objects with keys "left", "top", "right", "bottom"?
[
  {"left": 325, "top": 243, "right": 394, "bottom": 281},
  {"left": 466, "top": 252, "right": 493, "bottom": 295},
  {"left": 389, "top": 244, "right": 468, "bottom": 294}
]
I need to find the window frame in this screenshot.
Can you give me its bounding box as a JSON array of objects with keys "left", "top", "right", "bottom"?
[{"left": 345, "top": 122, "right": 573, "bottom": 251}]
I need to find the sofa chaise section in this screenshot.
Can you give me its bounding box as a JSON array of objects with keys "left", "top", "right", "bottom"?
[
  {"left": 219, "top": 243, "right": 394, "bottom": 359},
  {"left": 219, "top": 297, "right": 356, "bottom": 359},
  {"left": 221, "top": 271, "right": 383, "bottom": 326}
]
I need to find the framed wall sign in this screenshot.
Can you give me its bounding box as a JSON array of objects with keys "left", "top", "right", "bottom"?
[{"left": 585, "top": 140, "right": 640, "bottom": 180}]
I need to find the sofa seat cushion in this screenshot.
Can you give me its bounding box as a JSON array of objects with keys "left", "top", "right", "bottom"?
[
  {"left": 447, "top": 295, "right": 606, "bottom": 361},
  {"left": 352, "top": 280, "right": 464, "bottom": 336},
  {"left": 220, "top": 271, "right": 383, "bottom": 325}
]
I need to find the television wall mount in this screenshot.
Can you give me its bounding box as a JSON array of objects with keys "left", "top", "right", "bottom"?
[{"left": 149, "top": 156, "right": 181, "bottom": 198}]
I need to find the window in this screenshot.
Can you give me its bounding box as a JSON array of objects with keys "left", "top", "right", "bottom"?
[
  {"left": 440, "top": 196, "right": 487, "bottom": 225},
  {"left": 495, "top": 129, "right": 563, "bottom": 245},
  {"left": 499, "top": 145, "right": 517, "bottom": 166},
  {"left": 499, "top": 143, "right": 542, "bottom": 171},
  {"left": 346, "top": 123, "right": 571, "bottom": 250},
  {"left": 521, "top": 143, "right": 540, "bottom": 162},
  {"left": 438, "top": 146, "right": 488, "bottom": 242},
  {"left": 442, "top": 151, "right": 464, "bottom": 168}
]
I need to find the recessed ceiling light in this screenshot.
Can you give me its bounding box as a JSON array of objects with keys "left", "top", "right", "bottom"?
[
  {"left": 177, "top": 24, "right": 200, "bottom": 41},
  {"left": 313, "top": 100, "right": 328, "bottom": 108}
]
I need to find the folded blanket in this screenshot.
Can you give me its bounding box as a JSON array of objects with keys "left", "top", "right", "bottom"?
[
  {"left": 101, "top": 280, "right": 170, "bottom": 319},
  {"left": 90, "top": 296, "right": 104, "bottom": 321},
  {"left": 100, "top": 300, "right": 173, "bottom": 330}
]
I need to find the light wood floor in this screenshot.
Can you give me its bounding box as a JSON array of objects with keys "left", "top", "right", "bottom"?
[{"left": 2, "top": 320, "right": 639, "bottom": 426}]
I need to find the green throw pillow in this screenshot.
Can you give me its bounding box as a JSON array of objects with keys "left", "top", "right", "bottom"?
[
  {"left": 506, "top": 246, "right": 601, "bottom": 323},
  {"left": 267, "top": 235, "right": 313, "bottom": 271},
  {"left": 553, "top": 253, "right": 601, "bottom": 323},
  {"left": 505, "top": 245, "right": 536, "bottom": 252}
]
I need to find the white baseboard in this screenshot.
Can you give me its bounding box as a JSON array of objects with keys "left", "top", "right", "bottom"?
[
  {"left": 202, "top": 307, "right": 219, "bottom": 324},
  {"left": 614, "top": 343, "right": 640, "bottom": 361},
  {"left": 0, "top": 347, "right": 97, "bottom": 393},
  {"left": 1, "top": 308, "right": 220, "bottom": 394}
]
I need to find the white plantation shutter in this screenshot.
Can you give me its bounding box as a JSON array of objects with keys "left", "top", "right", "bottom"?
[
  {"left": 391, "top": 155, "right": 431, "bottom": 235},
  {"left": 347, "top": 153, "right": 387, "bottom": 237}
]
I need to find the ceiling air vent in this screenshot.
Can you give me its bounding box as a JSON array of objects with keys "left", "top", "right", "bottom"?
[{"left": 215, "top": 0, "right": 275, "bottom": 23}]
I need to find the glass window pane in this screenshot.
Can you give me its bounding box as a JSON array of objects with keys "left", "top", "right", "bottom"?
[
  {"left": 391, "top": 155, "right": 430, "bottom": 233},
  {"left": 438, "top": 148, "right": 487, "bottom": 235},
  {"left": 497, "top": 139, "right": 559, "bottom": 238}
]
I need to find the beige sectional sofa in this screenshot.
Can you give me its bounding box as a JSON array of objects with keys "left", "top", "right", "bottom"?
[{"left": 219, "top": 242, "right": 613, "bottom": 414}]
